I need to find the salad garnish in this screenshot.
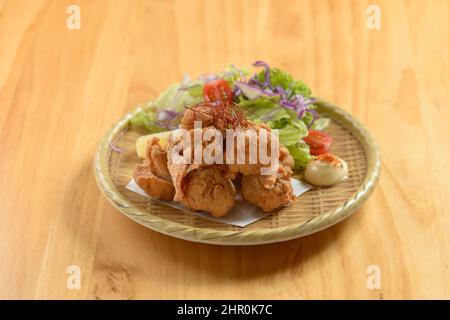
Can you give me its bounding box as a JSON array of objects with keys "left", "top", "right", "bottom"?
[{"left": 130, "top": 61, "right": 331, "bottom": 170}]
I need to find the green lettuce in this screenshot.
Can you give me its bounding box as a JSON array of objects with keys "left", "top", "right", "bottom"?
[
  {"left": 221, "top": 64, "right": 251, "bottom": 82},
  {"left": 270, "top": 118, "right": 308, "bottom": 146},
  {"left": 287, "top": 143, "right": 311, "bottom": 170},
  {"left": 129, "top": 107, "right": 165, "bottom": 133},
  {"left": 257, "top": 67, "right": 312, "bottom": 97},
  {"left": 239, "top": 96, "right": 284, "bottom": 120},
  {"left": 154, "top": 82, "right": 203, "bottom": 111},
  {"left": 310, "top": 117, "right": 330, "bottom": 131}
]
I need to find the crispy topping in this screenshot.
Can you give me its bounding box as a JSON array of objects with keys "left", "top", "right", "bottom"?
[
  {"left": 185, "top": 101, "right": 250, "bottom": 130},
  {"left": 315, "top": 153, "right": 342, "bottom": 167}
]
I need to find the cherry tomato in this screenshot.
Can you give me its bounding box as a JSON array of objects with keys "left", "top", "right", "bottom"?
[
  {"left": 304, "top": 130, "right": 333, "bottom": 155},
  {"left": 203, "top": 79, "right": 233, "bottom": 104}
]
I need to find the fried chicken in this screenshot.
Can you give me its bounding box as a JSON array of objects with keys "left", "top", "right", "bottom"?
[
  {"left": 239, "top": 144, "right": 295, "bottom": 212},
  {"left": 166, "top": 129, "right": 236, "bottom": 217},
  {"left": 181, "top": 166, "right": 235, "bottom": 217},
  {"left": 279, "top": 145, "right": 294, "bottom": 169},
  {"left": 241, "top": 165, "right": 295, "bottom": 212},
  {"left": 134, "top": 101, "right": 298, "bottom": 217},
  {"left": 133, "top": 137, "right": 175, "bottom": 200},
  {"left": 180, "top": 101, "right": 248, "bottom": 131},
  {"left": 227, "top": 123, "right": 283, "bottom": 176},
  {"left": 180, "top": 103, "right": 214, "bottom": 130}
]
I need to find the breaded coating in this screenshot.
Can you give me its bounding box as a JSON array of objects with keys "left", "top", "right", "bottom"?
[
  {"left": 180, "top": 103, "right": 214, "bottom": 130},
  {"left": 181, "top": 167, "right": 235, "bottom": 217},
  {"left": 134, "top": 101, "right": 298, "bottom": 217},
  {"left": 133, "top": 137, "right": 175, "bottom": 200},
  {"left": 227, "top": 123, "right": 279, "bottom": 176},
  {"left": 279, "top": 145, "right": 294, "bottom": 169},
  {"left": 241, "top": 165, "right": 295, "bottom": 212},
  {"left": 166, "top": 129, "right": 236, "bottom": 216}
]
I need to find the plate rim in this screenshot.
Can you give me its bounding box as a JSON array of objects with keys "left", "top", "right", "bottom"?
[{"left": 94, "top": 99, "right": 381, "bottom": 245}]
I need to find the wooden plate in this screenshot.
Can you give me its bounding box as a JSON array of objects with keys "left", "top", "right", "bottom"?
[{"left": 94, "top": 99, "right": 380, "bottom": 245}]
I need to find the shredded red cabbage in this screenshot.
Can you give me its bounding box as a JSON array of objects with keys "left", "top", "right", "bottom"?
[
  {"left": 237, "top": 61, "right": 317, "bottom": 123},
  {"left": 306, "top": 108, "right": 318, "bottom": 128},
  {"left": 156, "top": 109, "right": 179, "bottom": 129},
  {"left": 252, "top": 61, "right": 271, "bottom": 88},
  {"left": 109, "top": 141, "right": 122, "bottom": 153},
  {"left": 234, "top": 81, "right": 270, "bottom": 99}
]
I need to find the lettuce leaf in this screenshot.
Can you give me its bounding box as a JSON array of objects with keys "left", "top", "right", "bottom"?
[
  {"left": 301, "top": 111, "right": 330, "bottom": 131},
  {"left": 187, "top": 84, "right": 203, "bottom": 97},
  {"left": 257, "top": 67, "right": 312, "bottom": 97},
  {"left": 271, "top": 119, "right": 308, "bottom": 146},
  {"left": 239, "top": 96, "right": 285, "bottom": 120},
  {"left": 154, "top": 82, "right": 204, "bottom": 111},
  {"left": 310, "top": 117, "right": 330, "bottom": 131},
  {"left": 287, "top": 143, "right": 312, "bottom": 170},
  {"left": 221, "top": 65, "right": 250, "bottom": 82},
  {"left": 129, "top": 108, "right": 165, "bottom": 133}
]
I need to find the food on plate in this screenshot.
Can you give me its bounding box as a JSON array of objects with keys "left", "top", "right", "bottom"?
[
  {"left": 165, "top": 125, "right": 237, "bottom": 215},
  {"left": 164, "top": 100, "right": 293, "bottom": 216},
  {"left": 129, "top": 61, "right": 349, "bottom": 217},
  {"left": 227, "top": 123, "right": 277, "bottom": 176},
  {"left": 241, "top": 165, "right": 295, "bottom": 212},
  {"left": 279, "top": 145, "right": 295, "bottom": 169},
  {"left": 133, "top": 137, "right": 175, "bottom": 200},
  {"left": 304, "top": 153, "right": 348, "bottom": 187},
  {"left": 130, "top": 61, "right": 327, "bottom": 170},
  {"left": 181, "top": 101, "right": 248, "bottom": 131},
  {"left": 180, "top": 103, "right": 215, "bottom": 130},
  {"left": 180, "top": 166, "right": 236, "bottom": 217}
]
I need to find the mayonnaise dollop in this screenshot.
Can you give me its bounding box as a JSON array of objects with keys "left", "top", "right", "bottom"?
[{"left": 304, "top": 153, "right": 348, "bottom": 187}]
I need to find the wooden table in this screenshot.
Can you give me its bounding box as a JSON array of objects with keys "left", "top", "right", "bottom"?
[{"left": 1, "top": 0, "right": 449, "bottom": 299}]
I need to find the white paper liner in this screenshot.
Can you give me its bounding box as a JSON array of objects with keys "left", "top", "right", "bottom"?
[{"left": 126, "top": 178, "right": 312, "bottom": 227}]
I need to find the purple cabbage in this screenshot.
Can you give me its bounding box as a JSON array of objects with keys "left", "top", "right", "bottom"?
[
  {"left": 155, "top": 109, "right": 179, "bottom": 130},
  {"left": 241, "top": 61, "right": 317, "bottom": 124},
  {"left": 234, "top": 81, "right": 268, "bottom": 99},
  {"left": 252, "top": 61, "right": 271, "bottom": 88}
]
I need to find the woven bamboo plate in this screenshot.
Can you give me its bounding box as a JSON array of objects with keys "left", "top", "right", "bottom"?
[{"left": 94, "top": 99, "right": 380, "bottom": 245}]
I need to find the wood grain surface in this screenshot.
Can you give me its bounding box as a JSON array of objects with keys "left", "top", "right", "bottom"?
[{"left": 0, "top": 0, "right": 449, "bottom": 299}]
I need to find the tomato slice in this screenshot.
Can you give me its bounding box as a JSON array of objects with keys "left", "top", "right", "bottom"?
[
  {"left": 203, "top": 79, "right": 233, "bottom": 104},
  {"left": 304, "top": 130, "right": 333, "bottom": 155}
]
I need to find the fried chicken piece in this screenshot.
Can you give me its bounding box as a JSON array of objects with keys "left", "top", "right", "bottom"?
[
  {"left": 241, "top": 165, "right": 295, "bottom": 212},
  {"left": 228, "top": 123, "right": 281, "bottom": 176},
  {"left": 180, "top": 101, "right": 249, "bottom": 131},
  {"left": 166, "top": 129, "right": 236, "bottom": 217},
  {"left": 180, "top": 102, "right": 286, "bottom": 172},
  {"left": 181, "top": 167, "right": 235, "bottom": 217},
  {"left": 279, "top": 145, "right": 294, "bottom": 169},
  {"left": 167, "top": 102, "right": 297, "bottom": 215},
  {"left": 180, "top": 103, "right": 214, "bottom": 130},
  {"left": 133, "top": 137, "right": 175, "bottom": 200}
]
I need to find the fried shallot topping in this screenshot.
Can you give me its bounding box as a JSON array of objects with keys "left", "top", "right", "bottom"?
[
  {"left": 315, "top": 153, "right": 342, "bottom": 167},
  {"left": 184, "top": 101, "right": 250, "bottom": 130}
]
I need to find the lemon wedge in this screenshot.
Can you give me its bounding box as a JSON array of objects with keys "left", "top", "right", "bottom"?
[{"left": 136, "top": 130, "right": 176, "bottom": 159}]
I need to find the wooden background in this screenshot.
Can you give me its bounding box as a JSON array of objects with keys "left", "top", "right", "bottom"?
[{"left": 0, "top": 0, "right": 449, "bottom": 299}]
